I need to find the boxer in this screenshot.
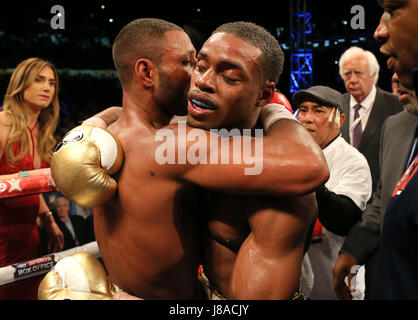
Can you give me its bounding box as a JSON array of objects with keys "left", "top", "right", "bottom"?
[{"left": 194, "top": 22, "right": 317, "bottom": 300}]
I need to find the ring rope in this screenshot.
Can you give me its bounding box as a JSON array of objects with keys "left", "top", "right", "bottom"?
[
  {"left": 0, "top": 175, "right": 57, "bottom": 199},
  {"left": 0, "top": 241, "right": 100, "bottom": 287}
]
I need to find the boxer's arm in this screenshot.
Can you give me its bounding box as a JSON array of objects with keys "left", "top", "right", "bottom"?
[
  {"left": 177, "top": 120, "right": 328, "bottom": 196},
  {"left": 82, "top": 106, "right": 122, "bottom": 128},
  {"left": 230, "top": 194, "right": 317, "bottom": 299}
]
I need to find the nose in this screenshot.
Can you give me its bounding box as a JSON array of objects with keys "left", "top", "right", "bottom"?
[
  {"left": 348, "top": 76, "right": 358, "bottom": 85},
  {"left": 298, "top": 110, "right": 313, "bottom": 123},
  {"left": 346, "top": 74, "right": 356, "bottom": 82},
  {"left": 42, "top": 81, "right": 51, "bottom": 92},
  {"left": 374, "top": 13, "right": 389, "bottom": 42},
  {"left": 194, "top": 69, "right": 215, "bottom": 94}
]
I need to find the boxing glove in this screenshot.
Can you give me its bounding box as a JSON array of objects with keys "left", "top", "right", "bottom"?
[
  {"left": 38, "top": 252, "right": 115, "bottom": 300},
  {"left": 51, "top": 125, "right": 123, "bottom": 207},
  {"left": 270, "top": 91, "right": 294, "bottom": 114}
]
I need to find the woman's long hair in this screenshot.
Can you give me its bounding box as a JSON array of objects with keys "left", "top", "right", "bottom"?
[{"left": 2, "top": 57, "right": 60, "bottom": 166}]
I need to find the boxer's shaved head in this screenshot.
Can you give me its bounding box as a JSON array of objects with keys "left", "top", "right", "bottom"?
[{"left": 112, "top": 18, "right": 183, "bottom": 87}]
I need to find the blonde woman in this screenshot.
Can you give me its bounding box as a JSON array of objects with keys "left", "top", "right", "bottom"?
[{"left": 0, "top": 58, "right": 64, "bottom": 300}]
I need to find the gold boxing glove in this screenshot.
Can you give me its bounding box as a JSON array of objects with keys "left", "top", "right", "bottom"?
[
  {"left": 51, "top": 125, "right": 123, "bottom": 207},
  {"left": 38, "top": 252, "right": 115, "bottom": 300}
]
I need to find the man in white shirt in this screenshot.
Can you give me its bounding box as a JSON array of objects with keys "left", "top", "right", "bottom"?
[
  {"left": 338, "top": 46, "right": 402, "bottom": 194},
  {"left": 294, "top": 85, "right": 372, "bottom": 299}
]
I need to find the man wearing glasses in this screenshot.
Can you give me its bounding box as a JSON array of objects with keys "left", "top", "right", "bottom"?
[{"left": 338, "top": 46, "right": 403, "bottom": 194}]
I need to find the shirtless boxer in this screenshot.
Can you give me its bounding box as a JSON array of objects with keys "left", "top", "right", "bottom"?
[
  {"left": 47, "top": 18, "right": 328, "bottom": 299},
  {"left": 193, "top": 22, "right": 317, "bottom": 300}
]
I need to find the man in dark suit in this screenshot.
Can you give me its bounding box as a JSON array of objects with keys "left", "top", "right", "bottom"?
[
  {"left": 53, "top": 196, "right": 92, "bottom": 250},
  {"left": 333, "top": 77, "right": 418, "bottom": 299},
  {"left": 339, "top": 46, "right": 403, "bottom": 193}
]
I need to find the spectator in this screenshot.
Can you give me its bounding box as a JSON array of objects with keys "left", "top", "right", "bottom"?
[
  {"left": 53, "top": 196, "right": 92, "bottom": 251},
  {"left": 368, "top": 0, "right": 418, "bottom": 298},
  {"left": 0, "top": 57, "right": 64, "bottom": 300},
  {"left": 294, "top": 85, "right": 372, "bottom": 299},
  {"left": 338, "top": 46, "right": 403, "bottom": 193},
  {"left": 334, "top": 81, "right": 418, "bottom": 299},
  {"left": 334, "top": 0, "right": 418, "bottom": 299}
]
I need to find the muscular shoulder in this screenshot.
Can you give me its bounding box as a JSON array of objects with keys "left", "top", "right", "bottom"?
[{"left": 110, "top": 122, "right": 179, "bottom": 180}]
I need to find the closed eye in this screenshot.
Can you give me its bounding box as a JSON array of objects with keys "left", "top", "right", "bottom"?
[{"left": 222, "top": 75, "right": 239, "bottom": 84}]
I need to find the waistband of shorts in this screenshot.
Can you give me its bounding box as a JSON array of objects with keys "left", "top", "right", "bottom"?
[
  {"left": 198, "top": 266, "right": 304, "bottom": 300},
  {"left": 113, "top": 282, "right": 205, "bottom": 300},
  {"left": 198, "top": 266, "right": 227, "bottom": 300},
  {"left": 291, "top": 279, "right": 304, "bottom": 300}
]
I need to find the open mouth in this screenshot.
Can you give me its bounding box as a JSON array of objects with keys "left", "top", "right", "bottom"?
[
  {"left": 189, "top": 99, "right": 216, "bottom": 110},
  {"left": 188, "top": 98, "right": 217, "bottom": 117}
]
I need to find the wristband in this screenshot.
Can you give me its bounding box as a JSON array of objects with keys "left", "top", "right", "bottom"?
[
  {"left": 20, "top": 171, "right": 29, "bottom": 178},
  {"left": 261, "top": 103, "right": 300, "bottom": 132}
]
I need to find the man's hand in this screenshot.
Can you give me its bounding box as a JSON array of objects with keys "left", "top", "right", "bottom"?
[
  {"left": 44, "top": 217, "right": 64, "bottom": 252},
  {"left": 82, "top": 106, "right": 123, "bottom": 129},
  {"left": 333, "top": 253, "right": 359, "bottom": 300},
  {"left": 82, "top": 117, "right": 107, "bottom": 129}
]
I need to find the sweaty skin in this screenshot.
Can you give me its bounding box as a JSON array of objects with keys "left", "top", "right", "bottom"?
[
  {"left": 193, "top": 32, "right": 318, "bottom": 299},
  {"left": 90, "top": 28, "right": 328, "bottom": 299},
  {"left": 203, "top": 192, "right": 316, "bottom": 299},
  {"left": 94, "top": 120, "right": 203, "bottom": 299}
]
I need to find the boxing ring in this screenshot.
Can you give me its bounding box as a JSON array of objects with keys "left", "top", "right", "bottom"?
[
  {"left": 0, "top": 241, "right": 100, "bottom": 287},
  {"left": 0, "top": 171, "right": 101, "bottom": 289}
]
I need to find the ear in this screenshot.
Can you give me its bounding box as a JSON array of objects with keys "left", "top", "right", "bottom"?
[
  {"left": 256, "top": 82, "right": 275, "bottom": 108},
  {"left": 339, "top": 113, "right": 346, "bottom": 128},
  {"left": 134, "top": 58, "right": 156, "bottom": 88}
]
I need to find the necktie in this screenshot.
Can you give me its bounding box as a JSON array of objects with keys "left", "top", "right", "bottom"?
[
  {"left": 353, "top": 104, "right": 363, "bottom": 148},
  {"left": 406, "top": 135, "right": 418, "bottom": 168}
]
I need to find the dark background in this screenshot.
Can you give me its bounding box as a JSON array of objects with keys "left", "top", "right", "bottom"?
[{"left": 0, "top": 0, "right": 389, "bottom": 132}]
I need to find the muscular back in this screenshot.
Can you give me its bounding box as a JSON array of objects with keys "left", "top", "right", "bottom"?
[{"left": 93, "top": 118, "right": 202, "bottom": 299}]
